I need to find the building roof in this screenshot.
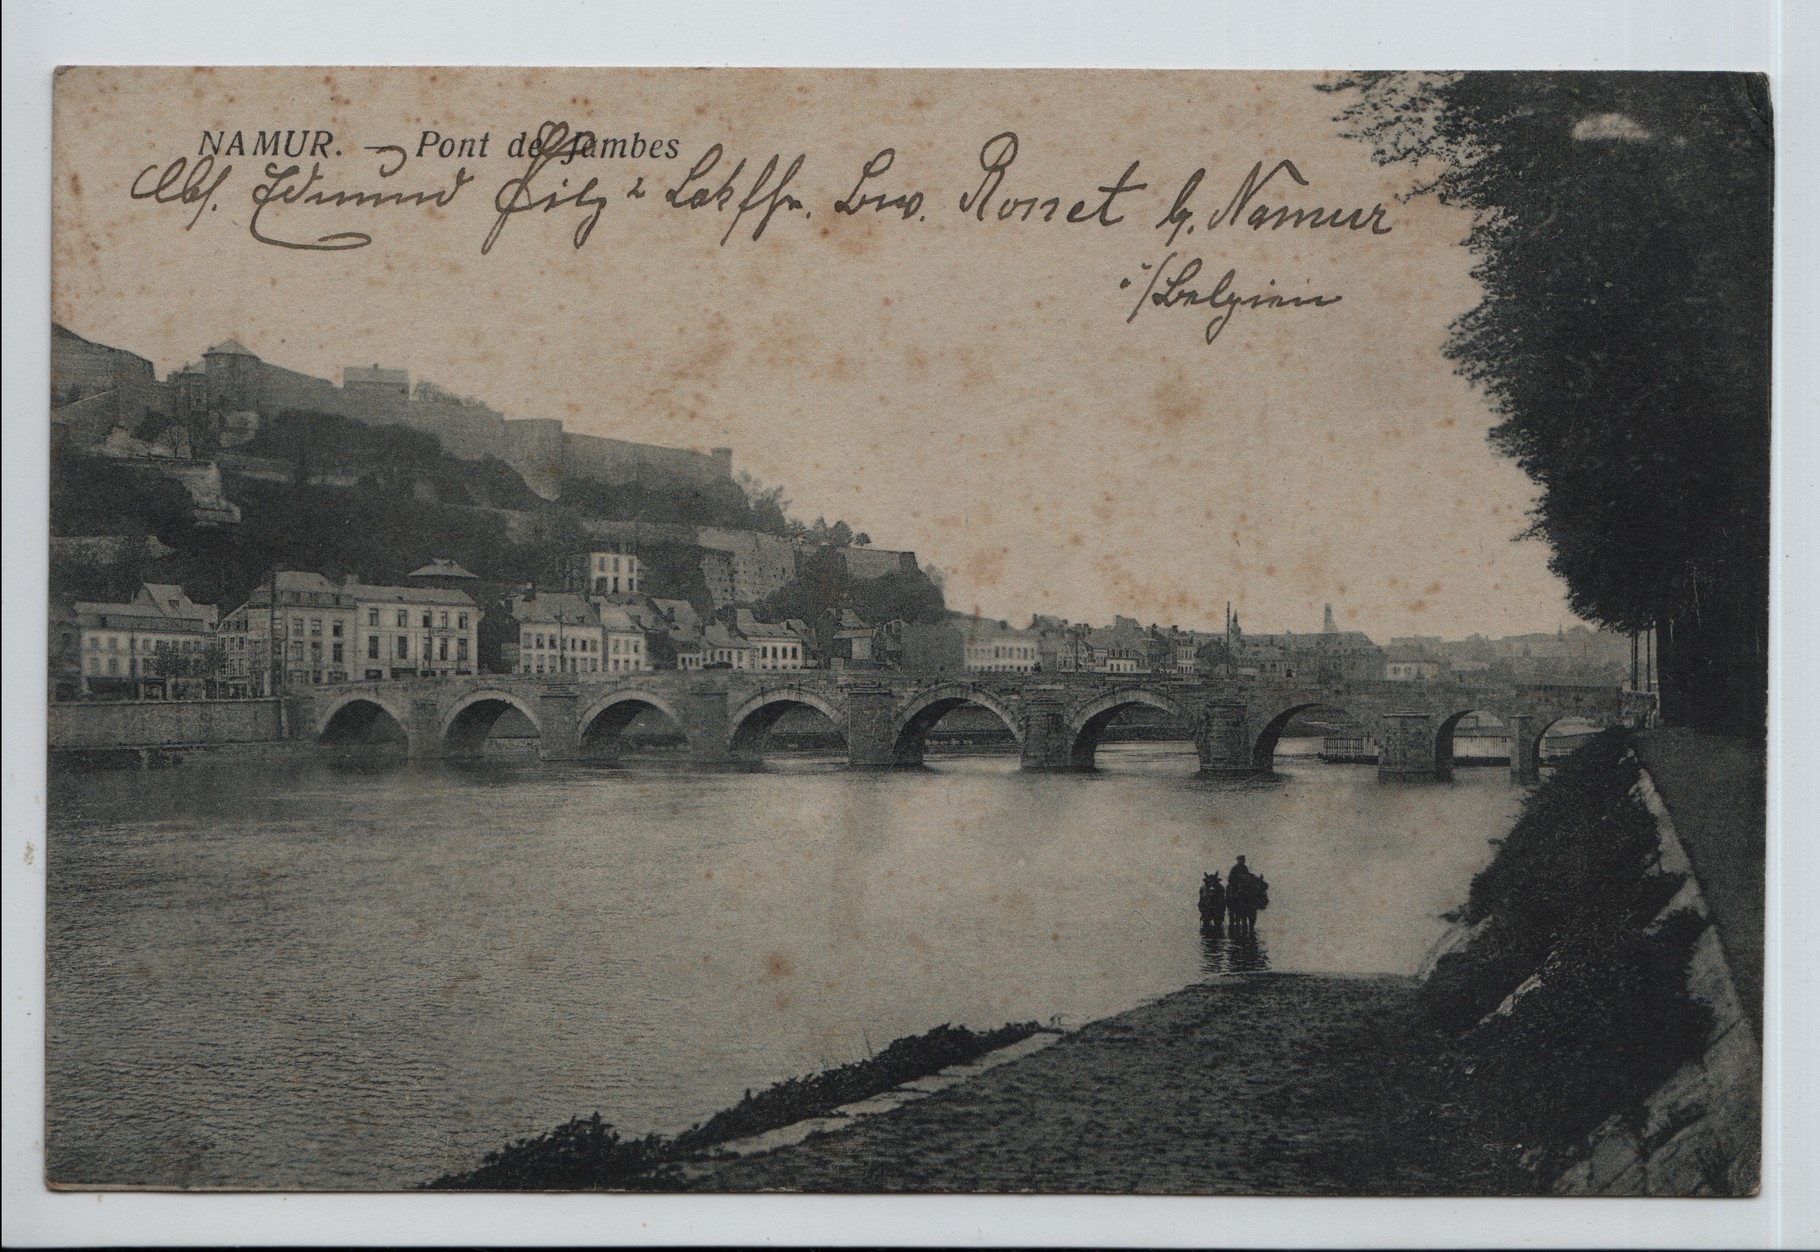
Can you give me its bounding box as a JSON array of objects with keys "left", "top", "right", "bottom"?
[
  {"left": 650, "top": 598, "right": 701, "bottom": 631},
  {"left": 406, "top": 558, "right": 478, "bottom": 581},
  {"left": 703, "top": 622, "right": 750, "bottom": 650},
  {"left": 734, "top": 609, "right": 796, "bottom": 639},
  {"left": 75, "top": 582, "right": 216, "bottom": 632},
  {"left": 346, "top": 581, "right": 477, "bottom": 607},
  {"left": 511, "top": 591, "right": 597, "bottom": 625},
  {"left": 205, "top": 338, "right": 257, "bottom": 358},
  {"left": 596, "top": 605, "right": 642, "bottom": 634}
]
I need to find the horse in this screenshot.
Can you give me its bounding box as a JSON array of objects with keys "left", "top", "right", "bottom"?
[
  {"left": 1197, "top": 873, "right": 1226, "bottom": 931},
  {"left": 1227, "top": 873, "right": 1269, "bottom": 936}
]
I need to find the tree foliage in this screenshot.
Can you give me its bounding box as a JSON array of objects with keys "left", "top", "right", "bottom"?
[
  {"left": 757, "top": 546, "right": 948, "bottom": 625},
  {"left": 1323, "top": 72, "right": 1771, "bottom": 735}
]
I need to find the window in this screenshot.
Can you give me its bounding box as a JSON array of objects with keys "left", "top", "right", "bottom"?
[
  {"left": 439, "top": 638, "right": 449, "bottom": 661},
  {"left": 293, "top": 617, "right": 304, "bottom": 634},
  {"left": 456, "top": 639, "right": 468, "bottom": 661},
  {"left": 331, "top": 621, "right": 343, "bottom": 638},
  {"left": 458, "top": 613, "right": 469, "bottom": 630},
  {"left": 310, "top": 617, "right": 322, "bottom": 635},
  {"left": 396, "top": 610, "right": 408, "bottom": 628},
  {"left": 332, "top": 643, "right": 344, "bottom": 663},
  {"left": 368, "top": 608, "right": 379, "bottom": 627},
  {"left": 367, "top": 636, "right": 380, "bottom": 659},
  {"left": 396, "top": 636, "right": 409, "bottom": 659},
  {"left": 108, "top": 636, "right": 118, "bottom": 651},
  {"left": 107, "top": 657, "right": 119, "bottom": 675},
  {"left": 89, "top": 636, "right": 98, "bottom": 650},
  {"left": 422, "top": 611, "right": 432, "bottom": 629}
]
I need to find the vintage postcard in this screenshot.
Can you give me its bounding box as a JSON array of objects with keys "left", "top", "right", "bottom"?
[{"left": 44, "top": 66, "right": 1768, "bottom": 1195}]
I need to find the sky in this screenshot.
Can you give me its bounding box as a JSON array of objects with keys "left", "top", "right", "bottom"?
[{"left": 52, "top": 67, "right": 1584, "bottom": 641}]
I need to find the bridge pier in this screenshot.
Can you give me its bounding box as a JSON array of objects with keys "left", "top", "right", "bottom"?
[
  {"left": 1019, "top": 694, "right": 1076, "bottom": 771},
  {"left": 536, "top": 682, "right": 582, "bottom": 761},
  {"left": 844, "top": 683, "right": 901, "bottom": 768},
  {"left": 406, "top": 697, "right": 443, "bottom": 760},
  {"left": 1197, "top": 700, "right": 1262, "bottom": 781},
  {"left": 676, "top": 685, "right": 735, "bottom": 767},
  {"left": 1507, "top": 713, "right": 1540, "bottom": 783},
  {"left": 1377, "top": 711, "right": 1440, "bottom": 783}
]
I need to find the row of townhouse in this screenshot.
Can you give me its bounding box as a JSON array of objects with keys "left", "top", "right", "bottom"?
[{"left": 217, "top": 562, "right": 481, "bottom": 695}]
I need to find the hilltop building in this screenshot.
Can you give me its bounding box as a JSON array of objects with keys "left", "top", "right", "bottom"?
[
  {"left": 563, "top": 548, "right": 642, "bottom": 599},
  {"left": 50, "top": 323, "right": 736, "bottom": 503}
]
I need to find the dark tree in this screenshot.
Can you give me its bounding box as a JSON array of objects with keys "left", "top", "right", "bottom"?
[{"left": 1324, "top": 72, "right": 1771, "bottom": 736}]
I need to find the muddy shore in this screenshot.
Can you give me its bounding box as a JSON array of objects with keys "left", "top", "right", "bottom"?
[{"left": 693, "top": 973, "right": 1526, "bottom": 1194}]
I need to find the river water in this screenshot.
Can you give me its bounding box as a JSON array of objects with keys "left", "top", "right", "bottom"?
[{"left": 46, "top": 742, "right": 1522, "bottom": 1189}]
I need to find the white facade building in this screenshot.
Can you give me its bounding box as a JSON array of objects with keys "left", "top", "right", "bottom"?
[
  {"left": 76, "top": 583, "right": 218, "bottom": 693},
  {"left": 597, "top": 604, "right": 649, "bottom": 673},
  {"left": 349, "top": 581, "right": 478, "bottom": 680}
]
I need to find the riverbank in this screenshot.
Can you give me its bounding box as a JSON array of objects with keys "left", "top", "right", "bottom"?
[
  {"left": 692, "top": 974, "right": 1525, "bottom": 1194},
  {"left": 667, "top": 730, "right": 1758, "bottom": 1195}
]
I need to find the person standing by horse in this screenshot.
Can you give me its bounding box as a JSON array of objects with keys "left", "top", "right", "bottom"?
[{"left": 1226, "top": 855, "right": 1269, "bottom": 936}]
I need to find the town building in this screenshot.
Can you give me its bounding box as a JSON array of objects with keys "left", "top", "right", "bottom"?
[
  {"left": 75, "top": 583, "right": 219, "bottom": 697},
  {"left": 642, "top": 597, "right": 707, "bottom": 670},
  {"left": 1086, "top": 616, "right": 1151, "bottom": 674},
  {"left": 960, "top": 616, "right": 1043, "bottom": 673},
  {"left": 506, "top": 591, "right": 604, "bottom": 675},
  {"left": 564, "top": 548, "right": 642, "bottom": 599},
  {"left": 703, "top": 621, "right": 756, "bottom": 669},
  {"left": 733, "top": 609, "right": 805, "bottom": 670},
  {"left": 348, "top": 580, "right": 478, "bottom": 680},
  {"left": 819, "top": 608, "right": 877, "bottom": 667},
  {"left": 597, "top": 604, "right": 650, "bottom": 673},
  {"left": 1384, "top": 647, "right": 1443, "bottom": 681},
  {"left": 406, "top": 558, "right": 482, "bottom": 593},
  {"left": 218, "top": 571, "right": 356, "bottom": 695}
]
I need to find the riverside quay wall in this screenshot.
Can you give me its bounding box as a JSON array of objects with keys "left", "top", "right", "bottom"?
[{"left": 49, "top": 698, "right": 283, "bottom": 750}]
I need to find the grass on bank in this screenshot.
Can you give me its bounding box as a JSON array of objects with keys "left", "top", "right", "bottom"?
[
  {"left": 426, "top": 1020, "right": 1048, "bottom": 1190},
  {"left": 1422, "top": 728, "right": 1714, "bottom": 1175}
]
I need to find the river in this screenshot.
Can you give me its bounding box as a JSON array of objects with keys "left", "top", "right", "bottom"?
[{"left": 46, "top": 741, "right": 1522, "bottom": 1189}]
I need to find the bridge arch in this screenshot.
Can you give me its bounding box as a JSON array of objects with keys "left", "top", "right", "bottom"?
[
  {"left": 578, "top": 687, "right": 692, "bottom": 761},
  {"left": 440, "top": 689, "right": 543, "bottom": 756},
  {"left": 1530, "top": 710, "right": 1611, "bottom": 768},
  {"left": 892, "top": 682, "right": 1025, "bottom": 767},
  {"left": 1066, "top": 687, "right": 1191, "bottom": 769},
  {"left": 1250, "top": 700, "right": 1374, "bottom": 774},
  {"left": 728, "top": 686, "right": 849, "bottom": 762},
  {"left": 1433, "top": 708, "right": 1509, "bottom": 780},
  {"left": 315, "top": 691, "right": 413, "bottom": 751}
]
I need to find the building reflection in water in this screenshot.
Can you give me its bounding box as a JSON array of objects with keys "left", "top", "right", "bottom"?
[{"left": 1199, "top": 924, "right": 1270, "bottom": 975}]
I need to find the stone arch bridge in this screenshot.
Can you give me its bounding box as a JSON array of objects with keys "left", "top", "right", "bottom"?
[{"left": 290, "top": 671, "right": 1643, "bottom": 784}]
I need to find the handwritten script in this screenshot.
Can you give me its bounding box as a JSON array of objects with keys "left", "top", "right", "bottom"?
[{"left": 127, "top": 122, "right": 1394, "bottom": 348}]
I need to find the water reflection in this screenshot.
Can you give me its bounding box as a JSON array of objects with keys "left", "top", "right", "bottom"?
[{"left": 1199, "top": 923, "right": 1271, "bottom": 975}]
